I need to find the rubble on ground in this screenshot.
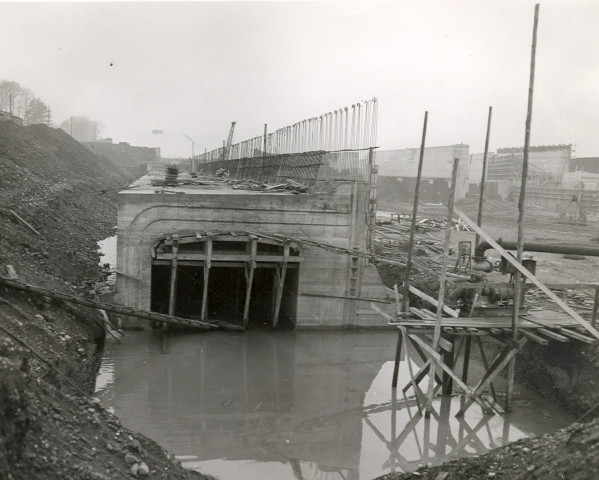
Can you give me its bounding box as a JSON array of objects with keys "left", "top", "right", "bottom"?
[{"left": 150, "top": 169, "right": 310, "bottom": 193}]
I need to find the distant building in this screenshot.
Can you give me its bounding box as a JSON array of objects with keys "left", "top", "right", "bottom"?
[
  {"left": 0, "top": 111, "right": 23, "bottom": 126},
  {"left": 488, "top": 145, "right": 573, "bottom": 182},
  {"left": 571, "top": 156, "right": 599, "bottom": 174},
  {"left": 375, "top": 144, "right": 470, "bottom": 204}
]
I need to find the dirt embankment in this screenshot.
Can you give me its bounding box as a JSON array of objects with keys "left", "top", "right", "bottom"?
[{"left": 0, "top": 122, "right": 204, "bottom": 479}]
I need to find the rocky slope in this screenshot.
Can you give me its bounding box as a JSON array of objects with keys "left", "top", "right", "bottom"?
[
  {"left": 0, "top": 121, "right": 203, "bottom": 479},
  {"left": 375, "top": 416, "right": 599, "bottom": 480}
]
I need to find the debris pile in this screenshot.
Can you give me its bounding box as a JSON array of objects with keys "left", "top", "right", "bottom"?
[
  {"left": 415, "top": 217, "right": 471, "bottom": 231},
  {"left": 526, "top": 287, "right": 596, "bottom": 312},
  {"left": 151, "top": 171, "right": 309, "bottom": 194}
]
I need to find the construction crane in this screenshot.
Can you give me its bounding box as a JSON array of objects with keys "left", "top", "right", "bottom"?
[
  {"left": 221, "top": 121, "right": 236, "bottom": 160},
  {"left": 181, "top": 132, "right": 197, "bottom": 158}
]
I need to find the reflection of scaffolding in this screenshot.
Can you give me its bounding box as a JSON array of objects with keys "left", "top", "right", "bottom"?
[{"left": 364, "top": 393, "right": 512, "bottom": 474}]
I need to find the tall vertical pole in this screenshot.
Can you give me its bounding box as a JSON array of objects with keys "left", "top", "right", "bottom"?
[
  {"left": 475, "top": 106, "right": 493, "bottom": 247},
  {"left": 425, "top": 158, "right": 459, "bottom": 416},
  {"left": 263, "top": 124, "right": 268, "bottom": 156},
  {"left": 506, "top": 3, "right": 540, "bottom": 413},
  {"left": 402, "top": 111, "right": 428, "bottom": 313}
]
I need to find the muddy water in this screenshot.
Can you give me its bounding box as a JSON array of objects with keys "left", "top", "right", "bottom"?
[{"left": 96, "top": 330, "right": 574, "bottom": 479}]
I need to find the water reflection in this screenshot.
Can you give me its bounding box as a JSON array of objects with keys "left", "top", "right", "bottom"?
[{"left": 96, "top": 331, "right": 573, "bottom": 479}]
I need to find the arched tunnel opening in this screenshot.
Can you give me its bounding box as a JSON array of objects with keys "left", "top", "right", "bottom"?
[{"left": 150, "top": 263, "right": 298, "bottom": 328}]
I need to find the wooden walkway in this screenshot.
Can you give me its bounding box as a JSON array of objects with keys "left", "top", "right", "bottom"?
[
  {"left": 379, "top": 308, "right": 597, "bottom": 419},
  {"left": 389, "top": 310, "right": 597, "bottom": 345}
]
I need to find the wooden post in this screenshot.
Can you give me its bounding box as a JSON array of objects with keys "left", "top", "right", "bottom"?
[
  {"left": 461, "top": 336, "right": 472, "bottom": 384},
  {"left": 592, "top": 285, "right": 599, "bottom": 328},
  {"left": 442, "top": 335, "right": 455, "bottom": 395},
  {"left": 425, "top": 158, "right": 459, "bottom": 416},
  {"left": 402, "top": 111, "right": 428, "bottom": 313},
  {"left": 272, "top": 244, "right": 289, "bottom": 327},
  {"left": 167, "top": 236, "right": 179, "bottom": 326},
  {"left": 475, "top": 106, "right": 493, "bottom": 247},
  {"left": 263, "top": 124, "right": 268, "bottom": 156},
  {"left": 243, "top": 239, "right": 257, "bottom": 328},
  {"left": 392, "top": 329, "right": 403, "bottom": 388},
  {"left": 507, "top": 3, "right": 540, "bottom": 413},
  {"left": 200, "top": 237, "right": 212, "bottom": 322}
]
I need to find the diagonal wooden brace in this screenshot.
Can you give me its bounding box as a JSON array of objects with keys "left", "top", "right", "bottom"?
[
  {"left": 408, "top": 334, "right": 496, "bottom": 415},
  {"left": 455, "top": 338, "right": 528, "bottom": 417}
]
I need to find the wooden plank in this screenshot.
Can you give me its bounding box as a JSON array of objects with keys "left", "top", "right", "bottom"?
[
  {"left": 426, "top": 157, "right": 460, "bottom": 419},
  {"left": 557, "top": 328, "right": 596, "bottom": 344},
  {"left": 456, "top": 340, "right": 526, "bottom": 417},
  {"left": 9, "top": 209, "right": 40, "bottom": 235},
  {"left": 302, "top": 292, "right": 390, "bottom": 304},
  {"left": 408, "top": 333, "right": 494, "bottom": 414},
  {"left": 156, "top": 253, "right": 303, "bottom": 262},
  {"left": 410, "top": 307, "right": 430, "bottom": 320},
  {"left": 536, "top": 327, "right": 569, "bottom": 342},
  {"left": 453, "top": 206, "right": 599, "bottom": 341},
  {"left": 406, "top": 335, "right": 444, "bottom": 386},
  {"left": 409, "top": 285, "right": 459, "bottom": 318},
  {"left": 424, "top": 334, "right": 453, "bottom": 353},
  {"left": 371, "top": 303, "right": 394, "bottom": 322},
  {"left": 475, "top": 336, "right": 498, "bottom": 402},
  {"left": 520, "top": 329, "right": 549, "bottom": 345},
  {"left": 0, "top": 277, "right": 244, "bottom": 331}
]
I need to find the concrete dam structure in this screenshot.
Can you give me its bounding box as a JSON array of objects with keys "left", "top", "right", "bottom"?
[{"left": 115, "top": 149, "right": 391, "bottom": 329}]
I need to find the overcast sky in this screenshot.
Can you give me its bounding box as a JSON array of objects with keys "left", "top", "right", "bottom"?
[{"left": 1, "top": 1, "right": 598, "bottom": 158}]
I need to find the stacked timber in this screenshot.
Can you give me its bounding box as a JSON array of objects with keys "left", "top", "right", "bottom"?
[{"left": 165, "top": 166, "right": 179, "bottom": 185}]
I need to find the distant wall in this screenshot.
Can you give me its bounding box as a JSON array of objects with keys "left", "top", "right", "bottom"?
[
  {"left": 571, "top": 157, "right": 599, "bottom": 174},
  {"left": 376, "top": 145, "right": 470, "bottom": 202},
  {"left": 85, "top": 141, "right": 160, "bottom": 169}
]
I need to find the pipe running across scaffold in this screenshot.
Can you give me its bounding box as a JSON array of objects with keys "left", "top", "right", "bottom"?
[{"left": 195, "top": 98, "right": 378, "bottom": 163}]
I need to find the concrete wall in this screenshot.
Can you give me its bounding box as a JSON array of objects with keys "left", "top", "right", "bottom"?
[
  {"left": 376, "top": 144, "right": 470, "bottom": 202},
  {"left": 116, "top": 180, "right": 390, "bottom": 328},
  {"left": 491, "top": 145, "right": 572, "bottom": 179}
]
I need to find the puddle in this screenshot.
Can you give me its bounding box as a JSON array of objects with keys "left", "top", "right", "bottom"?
[{"left": 96, "top": 330, "right": 574, "bottom": 479}]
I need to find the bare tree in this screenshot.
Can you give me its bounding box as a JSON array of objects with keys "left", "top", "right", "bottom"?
[{"left": 59, "top": 115, "right": 104, "bottom": 142}]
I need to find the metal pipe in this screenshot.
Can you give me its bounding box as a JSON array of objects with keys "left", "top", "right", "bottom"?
[{"left": 474, "top": 239, "right": 599, "bottom": 258}]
